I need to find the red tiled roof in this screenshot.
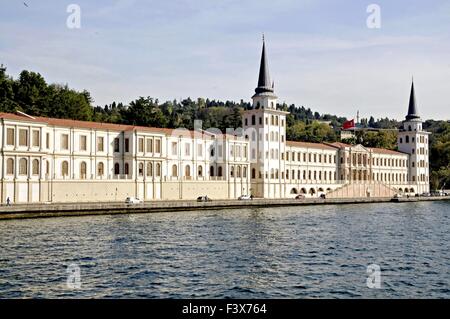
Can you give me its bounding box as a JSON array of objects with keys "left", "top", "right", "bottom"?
[
  {"left": 286, "top": 140, "right": 337, "bottom": 150},
  {"left": 368, "top": 148, "right": 407, "bottom": 156},
  {"left": 0, "top": 112, "right": 250, "bottom": 141},
  {"left": 325, "top": 142, "right": 351, "bottom": 148}
]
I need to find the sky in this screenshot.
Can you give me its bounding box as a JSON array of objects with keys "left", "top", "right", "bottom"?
[{"left": 1, "top": 0, "right": 450, "bottom": 121}]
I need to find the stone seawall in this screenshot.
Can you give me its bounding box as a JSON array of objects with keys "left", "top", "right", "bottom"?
[{"left": 0, "top": 197, "right": 448, "bottom": 220}]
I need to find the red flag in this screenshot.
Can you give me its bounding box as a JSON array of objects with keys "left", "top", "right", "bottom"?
[{"left": 342, "top": 119, "right": 355, "bottom": 130}]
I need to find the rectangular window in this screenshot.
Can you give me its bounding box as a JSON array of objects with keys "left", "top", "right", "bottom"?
[
  {"left": 19, "top": 129, "right": 28, "bottom": 146},
  {"left": 172, "top": 142, "right": 177, "bottom": 155},
  {"left": 138, "top": 138, "right": 144, "bottom": 152},
  {"left": 97, "top": 136, "right": 104, "bottom": 152},
  {"left": 155, "top": 139, "right": 161, "bottom": 153},
  {"left": 32, "top": 130, "right": 40, "bottom": 147},
  {"left": 61, "top": 134, "right": 69, "bottom": 150},
  {"left": 80, "top": 135, "right": 87, "bottom": 151},
  {"left": 147, "top": 139, "right": 153, "bottom": 153},
  {"left": 125, "top": 138, "right": 130, "bottom": 152},
  {"left": 46, "top": 133, "right": 50, "bottom": 149},
  {"left": 6, "top": 128, "right": 15, "bottom": 146},
  {"left": 185, "top": 143, "right": 191, "bottom": 156},
  {"left": 114, "top": 138, "right": 120, "bottom": 152}
]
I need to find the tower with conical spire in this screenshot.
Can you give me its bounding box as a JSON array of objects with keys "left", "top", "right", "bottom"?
[
  {"left": 243, "top": 37, "right": 289, "bottom": 198},
  {"left": 397, "top": 80, "right": 430, "bottom": 194}
]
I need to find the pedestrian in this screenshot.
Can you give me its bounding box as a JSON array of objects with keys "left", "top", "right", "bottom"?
[{"left": 6, "top": 197, "right": 11, "bottom": 206}]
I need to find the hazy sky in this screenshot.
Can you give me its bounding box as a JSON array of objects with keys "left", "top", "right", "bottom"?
[{"left": 1, "top": 0, "right": 449, "bottom": 120}]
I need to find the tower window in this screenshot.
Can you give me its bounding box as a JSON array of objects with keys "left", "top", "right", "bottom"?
[{"left": 252, "top": 115, "right": 256, "bottom": 125}]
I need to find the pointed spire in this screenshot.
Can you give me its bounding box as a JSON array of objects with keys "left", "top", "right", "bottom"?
[
  {"left": 406, "top": 80, "right": 420, "bottom": 120},
  {"left": 255, "top": 36, "right": 274, "bottom": 95}
]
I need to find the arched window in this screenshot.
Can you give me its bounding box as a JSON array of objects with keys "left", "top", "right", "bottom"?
[
  {"left": 243, "top": 167, "right": 247, "bottom": 178},
  {"left": 237, "top": 166, "right": 241, "bottom": 178},
  {"left": 230, "top": 166, "right": 234, "bottom": 177},
  {"left": 46, "top": 160, "right": 50, "bottom": 175},
  {"left": 114, "top": 163, "right": 120, "bottom": 175},
  {"left": 156, "top": 163, "right": 161, "bottom": 177},
  {"left": 218, "top": 166, "right": 222, "bottom": 177},
  {"left": 97, "top": 162, "right": 104, "bottom": 176},
  {"left": 210, "top": 148, "right": 215, "bottom": 157},
  {"left": 138, "top": 162, "right": 144, "bottom": 176},
  {"left": 125, "top": 163, "right": 129, "bottom": 175},
  {"left": 80, "top": 161, "right": 87, "bottom": 179},
  {"left": 185, "top": 165, "right": 191, "bottom": 177},
  {"left": 251, "top": 168, "right": 256, "bottom": 179},
  {"left": 210, "top": 166, "right": 215, "bottom": 177},
  {"left": 6, "top": 158, "right": 14, "bottom": 175},
  {"left": 61, "top": 161, "right": 69, "bottom": 177},
  {"left": 251, "top": 115, "right": 256, "bottom": 125},
  {"left": 198, "top": 165, "right": 203, "bottom": 177},
  {"left": 32, "top": 159, "right": 39, "bottom": 175},
  {"left": 172, "top": 164, "right": 178, "bottom": 177},
  {"left": 19, "top": 158, "right": 27, "bottom": 175},
  {"left": 147, "top": 162, "right": 153, "bottom": 177}
]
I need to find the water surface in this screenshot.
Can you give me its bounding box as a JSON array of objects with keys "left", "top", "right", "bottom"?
[{"left": 1, "top": 201, "right": 449, "bottom": 298}]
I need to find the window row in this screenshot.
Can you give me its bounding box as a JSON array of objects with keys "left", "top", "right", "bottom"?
[
  {"left": 285, "top": 151, "right": 337, "bottom": 164},
  {"left": 5, "top": 158, "right": 40, "bottom": 175}
]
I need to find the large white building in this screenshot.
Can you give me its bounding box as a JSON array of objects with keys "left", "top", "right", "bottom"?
[{"left": 0, "top": 40, "right": 429, "bottom": 204}]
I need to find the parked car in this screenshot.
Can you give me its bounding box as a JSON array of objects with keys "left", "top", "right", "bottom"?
[
  {"left": 125, "top": 197, "right": 143, "bottom": 204},
  {"left": 238, "top": 194, "right": 252, "bottom": 200},
  {"left": 421, "top": 192, "right": 431, "bottom": 197},
  {"left": 197, "top": 196, "right": 212, "bottom": 202},
  {"left": 295, "top": 194, "right": 305, "bottom": 199}
]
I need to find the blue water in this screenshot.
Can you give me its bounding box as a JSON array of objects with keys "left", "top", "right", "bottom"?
[{"left": 0, "top": 201, "right": 449, "bottom": 298}]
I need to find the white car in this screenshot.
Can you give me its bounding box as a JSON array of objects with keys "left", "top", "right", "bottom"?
[
  {"left": 238, "top": 195, "right": 252, "bottom": 200},
  {"left": 125, "top": 197, "right": 143, "bottom": 204}
]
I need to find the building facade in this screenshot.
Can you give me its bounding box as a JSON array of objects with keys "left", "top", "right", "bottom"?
[{"left": 0, "top": 40, "right": 429, "bottom": 204}]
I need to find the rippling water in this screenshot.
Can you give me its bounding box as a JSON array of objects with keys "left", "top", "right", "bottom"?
[{"left": 1, "top": 201, "right": 449, "bottom": 298}]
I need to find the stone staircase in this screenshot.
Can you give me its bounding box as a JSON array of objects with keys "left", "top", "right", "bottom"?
[{"left": 326, "top": 182, "right": 397, "bottom": 199}]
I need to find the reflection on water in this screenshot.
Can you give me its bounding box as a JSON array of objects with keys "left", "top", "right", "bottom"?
[{"left": 0, "top": 201, "right": 449, "bottom": 298}]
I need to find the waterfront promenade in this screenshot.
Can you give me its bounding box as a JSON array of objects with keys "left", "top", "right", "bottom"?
[{"left": 0, "top": 196, "right": 448, "bottom": 220}]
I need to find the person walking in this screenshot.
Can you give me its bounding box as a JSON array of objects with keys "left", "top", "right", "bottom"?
[{"left": 6, "top": 197, "right": 11, "bottom": 206}]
